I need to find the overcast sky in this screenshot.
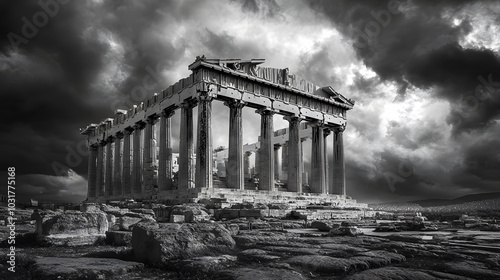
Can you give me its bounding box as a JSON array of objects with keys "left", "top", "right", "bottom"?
[{"left": 1, "top": 0, "right": 499, "bottom": 203}]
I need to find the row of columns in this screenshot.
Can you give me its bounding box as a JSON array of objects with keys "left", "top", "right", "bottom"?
[{"left": 87, "top": 91, "right": 346, "bottom": 199}]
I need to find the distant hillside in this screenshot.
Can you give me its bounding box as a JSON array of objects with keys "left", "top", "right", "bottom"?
[
  {"left": 370, "top": 192, "right": 500, "bottom": 213},
  {"left": 409, "top": 192, "right": 500, "bottom": 207}
]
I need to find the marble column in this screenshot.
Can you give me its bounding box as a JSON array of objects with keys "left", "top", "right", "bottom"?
[
  {"left": 179, "top": 100, "right": 196, "bottom": 188},
  {"left": 284, "top": 116, "right": 302, "bottom": 192},
  {"left": 196, "top": 94, "right": 213, "bottom": 189},
  {"left": 254, "top": 148, "right": 260, "bottom": 176},
  {"left": 158, "top": 110, "right": 174, "bottom": 191},
  {"left": 332, "top": 125, "right": 346, "bottom": 195},
  {"left": 105, "top": 137, "right": 114, "bottom": 197},
  {"left": 122, "top": 128, "right": 132, "bottom": 195},
  {"left": 311, "top": 124, "right": 326, "bottom": 194},
  {"left": 113, "top": 133, "right": 123, "bottom": 196},
  {"left": 87, "top": 144, "right": 98, "bottom": 198},
  {"left": 244, "top": 151, "right": 252, "bottom": 179},
  {"left": 323, "top": 128, "right": 331, "bottom": 193},
  {"left": 226, "top": 100, "right": 245, "bottom": 190},
  {"left": 96, "top": 141, "right": 105, "bottom": 197},
  {"left": 132, "top": 122, "right": 145, "bottom": 194},
  {"left": 301, "top": 138, "right": 308, "bottom": 187},
  {"left": 274, "top": 144, "right": 282, "bottom": 181},
  {"left": 143, "top": 116, "right": 156, "bottom": 192},
  {"left": 256, "top": 109, "right": 275, "bottom": 191}
]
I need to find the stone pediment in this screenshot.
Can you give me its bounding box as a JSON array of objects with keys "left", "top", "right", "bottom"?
[{"left": 314, "top": 86, "right": 355, "bottom": 107}]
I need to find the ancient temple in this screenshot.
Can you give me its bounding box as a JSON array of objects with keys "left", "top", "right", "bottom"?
[{"left": 81, "top": 57, "right": 361, "bottom": 207}]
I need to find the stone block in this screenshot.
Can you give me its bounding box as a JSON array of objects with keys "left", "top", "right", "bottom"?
[
  {"left": 171, "top": 214, "right": 185, "bottom": 223},
  {"left": 106, "top": 231, "right": 133, "bottom": 246}
]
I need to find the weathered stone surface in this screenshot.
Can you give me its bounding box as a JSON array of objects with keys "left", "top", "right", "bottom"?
[
  {"left": 80, "top": 203, "right": 100, "bottom": 213},
  {"left": 174, "top": 255, "right": 237, "bottom": 274},
  {"left": 31, "top": 257, "right": 144, "bottom": 280},
  {"left": 329, "top": 226, "right": 363, "bottom": 236},
  {"left": 130, "top": 208, "right": 156, "bottom": 215},
  {"left": 35, "top": 210, "right": 108, "bottom": 236},
  {"left": 441, "top": 260, "right": 500, "bottom": 278},
  {"left": 106, "top": 231, "right": 133, "bottom": 246},
  {"left": 39, "top": 234, "right": 105, "bottom": 246},
  {"left": 311, "top": 220, "right": 340, "bottom": 231},
  {"left": 118, "top": 213, "right": 155, "bottom": 231},
  {"left": 285, "top": 255, "right": 369, "bottom": 274},
  {"left": 217, "top": 267, "right": 306, "bottom": 280},
  {"left": 132, "top": 221, "right": 235, "bottom": 266},
  {"left": 100, "top": 204, "right": 120, "bottom": 213},
  {"left": 238, "top": 248, "right": 281, "bottom": 262},
  {"left": 170, "top": 204, "right": 210, "bottom": 222},
  {"left": 344, "top": 267, "right": 475, "bottom": 280},
  {"left": 225, "top": 223, "right": 240, "bottom": 235}
]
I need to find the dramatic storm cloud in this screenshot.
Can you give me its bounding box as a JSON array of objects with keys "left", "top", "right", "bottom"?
[{"left": 1, "top": 0, "right": 499, "bottom": 203}]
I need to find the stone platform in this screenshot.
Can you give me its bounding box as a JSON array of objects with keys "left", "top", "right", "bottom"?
[{"left": 97, "top": 187, "right": 367, "bottom": 210}]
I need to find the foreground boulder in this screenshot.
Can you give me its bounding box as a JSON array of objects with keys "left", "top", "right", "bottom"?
[
  {"left": 33, "top": 210, "right": 108, "bottom": 236},
  {"left": 32, "top": 209, "right": 108, "bottom": 246},
  {"left": 132, "top": 221, "right": 235, "bottom": 266},
  {"left": 31, "top": 257, "right": 144, "bottom": 280},
  {"left": 170, "top": 204, "right": 210, "bottom": 222}
]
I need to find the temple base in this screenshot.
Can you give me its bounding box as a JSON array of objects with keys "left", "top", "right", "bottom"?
[{"left": 87, "top": 187, "right": 367, "bottom": 210}]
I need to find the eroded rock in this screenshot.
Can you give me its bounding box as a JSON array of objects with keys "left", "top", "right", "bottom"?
[
  {"left": 132, "top": 221, "right": 235, "bottom": 266},
  {"left": 31, "top": 257, "right": 144, "bottom": 280}
]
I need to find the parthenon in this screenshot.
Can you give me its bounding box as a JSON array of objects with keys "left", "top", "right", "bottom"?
[{"left": 81, "top": 56, "right": 359, "bottom": 207}]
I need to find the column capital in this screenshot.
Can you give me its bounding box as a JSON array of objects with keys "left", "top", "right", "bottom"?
[
  {"left": 244, "top": 151, "right": 253, "bottom": 156},
  {"left": 283, "top": 115, "right": 303, "bottom": 123},
  {"left": 224, "top": 99, "right": 246, "bottom": 109},
  {"left": 89, "top": 143, "right": 99, "bottom": 150},
  {"left": 115, "top": 131, "right": 124, "bottom": 139},
  {"left": 146, "top": 113, "right": 160, "bottom": 124},
  {"left": 106, "top": 135, "right": 115, "bottom": 143},
  {"left": 324, "top": 128, "right": 332, "bottom": 137},
  {"left": 162, "top": 109, "right": 175, "bottom": 118},
  {"left": 180, "top": 98, "right": 198, "bottom": 109},
  {"left": 308, "top": 120, "right": 325, "bottom": 128},
  {"left": 133, "top": 120, "right": 146, "bottom": 130},
  {"left": 255, "top": 108, "right": 276, "bottom": 116},
  {"left": 124, "top": 126, "right": 134, "bottom": 135},
  {"left": 273, "top": 143, "right": 282, "bottom": 149},
  {"left": 333, "top": 124, "right": 346, "bottom": 132}
]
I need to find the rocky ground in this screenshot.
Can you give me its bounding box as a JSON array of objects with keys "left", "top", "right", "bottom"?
[{"left": 1, "top": 205, "right": 500, "bottom": 279}]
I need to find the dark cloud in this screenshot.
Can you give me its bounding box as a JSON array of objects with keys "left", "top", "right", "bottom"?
[
  {"left": 306, "top": 0, "right": 500, "bottom": 133},
  {"left": 306, "top": 0, "right": 500, "bottom": 201},
  {"left": 238, "top": 0, "right": 281, "bottom": 18}
]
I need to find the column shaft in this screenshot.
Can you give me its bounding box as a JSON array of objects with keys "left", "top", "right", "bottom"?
[
  {"left": 179, "top": 101, "right": 195, "bottom": 188},
  {"left": 143, "top": 118, "right": 155, "bottom": 192},
  {"left": 196, "top": 95, "right": 213, "bottom": 188},
  {"left": 332, "top": 127, "right": 346, "bottom": 195},
  {"left": 324, "top": 129, "right": 331, "bottom": 193},
  {"left": 158, "top": 111, "right": 174, "bottom": 191},
  {"left": 96, "top": 143, "right": 105, "bottom": 197},
  {"left": 226, "top": 101, "right": 244, "bottom": 190},
  {"left": 285, "top": 116, "right": 302, "bottom": 192},
  {"left": 244, "top": 151, "right": 252, "bottom": 179},
  {"left": 132, "top": 125, "right": 143, "bottom": 194},
  {"left": 122, "top": 130, "right": 132, "bottom": 195},
  {"left": 114, "top": 134, "right": 123, "bottom": 196},
  {"left": 274, "top": 144, "right": 281, "bottom": 181},
  {"left": 311, "top": 125, "right": 326, "bottom": 193},
  {"left": 87, "top": 145, "right": 98, "bottom": 198},
  {"left": 105, "top": 140, "right": 113, "bottom": 196},
  {"left": 257, "top": 109, "right": 275, "bottom": 191}
]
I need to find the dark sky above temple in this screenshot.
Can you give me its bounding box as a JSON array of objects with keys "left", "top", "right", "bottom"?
[{"left": 1, "top": 0, "right": 499, "bottom": 203}]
